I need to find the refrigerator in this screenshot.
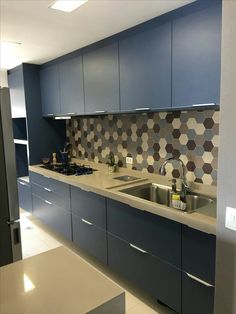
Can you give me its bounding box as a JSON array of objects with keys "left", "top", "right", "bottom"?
[{"left": 0, "top": 87, "right": 22, "bottom": 267}]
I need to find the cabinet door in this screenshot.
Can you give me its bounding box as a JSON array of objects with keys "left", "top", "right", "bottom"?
[
  {"left": 8, "top": 67, "right": 26, "bottom": 118},
  {"left": 72, "top": 213, "right": 107, "bottom": 264},
  {"left": 182, "top": 225, "right": 216, "bottom": 285},
  {"left": 119, "top": 22, "right": 171, "bottom": 111},
  {"left": 107, "top": 199, "right": 181, "bottom": 267},
  {"left": 40, "top": 65, "right": 60, "bottom": 116},
  {"left": 182, "top": 272, "right": 214, "bottom": 314},
  {"left": 108, "top": 233, "right": 181, "bottom": 313},
  {"left": 59, "top": 57, "right": 84, "bottom": 115},
  {"left": 83, "top": 43, "right": 119, "bottom": 114},
  {"left": 172, "top": 2, "right": 222, "bottom": 108},
  {"left": 17, "top": 180, "right": 32, "bottom": 213}
]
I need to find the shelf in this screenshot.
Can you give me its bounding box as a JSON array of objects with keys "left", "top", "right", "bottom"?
[{"left": 14, "top": 139, "right": 28, "bottom": 145}]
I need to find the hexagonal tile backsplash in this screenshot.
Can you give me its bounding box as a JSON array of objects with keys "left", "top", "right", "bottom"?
[{"left": 66, "top": 110, "right": 219, "bottom": 186}]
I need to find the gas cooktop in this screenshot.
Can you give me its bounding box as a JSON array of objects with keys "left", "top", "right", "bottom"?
[{"left": 40, "top": 163, "right": 97, "bottom": 176}]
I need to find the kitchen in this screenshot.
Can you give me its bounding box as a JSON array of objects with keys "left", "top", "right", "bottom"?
[{"left": 0, "top": 0, "right": 235, "bottom": 313}]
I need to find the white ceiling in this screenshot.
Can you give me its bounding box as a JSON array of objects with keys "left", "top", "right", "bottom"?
[{"left": 0, "top": 0, "right": 195, "bottom": 69}]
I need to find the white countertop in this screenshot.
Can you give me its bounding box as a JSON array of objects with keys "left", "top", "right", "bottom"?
[{"left": 29, "top": 160, "right": 217, "bottom": 235}]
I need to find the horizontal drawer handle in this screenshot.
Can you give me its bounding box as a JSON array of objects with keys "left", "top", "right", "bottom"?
[
  {"left": 66, "top": 112, "right": 76, "bottom": 115},
  {"left": 44, "top": 187, "right": 52, "bottom": 192},
  {"left": 135, "top": 107, "right": 150, "bottom": 111},
  {"left": 81, "top": 218, "right": 93, "bottom": 226},
  {"left": 47, "top": 114, "right": 54, "bottom": 116},
  {"left": 186, "top": 272, "right": 214, "bottom": 287},
  {"left": 192, "top": 103, "right": 216, "bottom": 107},
  {"left": 44, "top": 200, "right": 52, "bottom": 205},
  {"left": 19, "top": 182, "right": 27, "bottom": 186},
  {"left": 129, "top": 243, "right": 147, "bottom": 254},
  {"left": 43, "top": 175, "right": 51, "bottom": 179},
  {"left": 95, "top": 110, "right": 107, "bottom": 114}
]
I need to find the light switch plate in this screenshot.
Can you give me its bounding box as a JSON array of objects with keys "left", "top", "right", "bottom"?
[
  {"left": 126, "top": 157, "right": 133, "bottom": 165},
  {"left": 225, "top": 206, "right": 236, "bottom": 231}
]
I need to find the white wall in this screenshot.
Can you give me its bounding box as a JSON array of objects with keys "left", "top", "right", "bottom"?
[
  {"left": 0, "top": 70, "right": 8, "bottom": 87},
  {"left": 215, "top": 1, "right": 236, "bottom": 313}
]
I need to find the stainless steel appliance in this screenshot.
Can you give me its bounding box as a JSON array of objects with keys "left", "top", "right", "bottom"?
[{"left": 0, "top": 87, "right": 22, "bottom": 267}]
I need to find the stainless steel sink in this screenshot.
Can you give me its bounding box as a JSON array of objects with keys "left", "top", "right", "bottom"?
[
  {"left": 120, "top": 183, "right": 170, "bottom": 206},
  {"left": 114, "top": 175, "right": 140, "bottom": 182},
  {"left": 120, "top": 183, "right": 215, "bottom": 213}
]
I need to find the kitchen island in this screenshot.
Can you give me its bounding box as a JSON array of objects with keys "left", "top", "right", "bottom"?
[{"left": 0, "top": 246, "right": 125, "bottom": 314}]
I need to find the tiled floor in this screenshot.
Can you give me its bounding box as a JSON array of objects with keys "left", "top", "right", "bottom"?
[{"left": 20, "top": 209, "right": 175, "bottom": 314}]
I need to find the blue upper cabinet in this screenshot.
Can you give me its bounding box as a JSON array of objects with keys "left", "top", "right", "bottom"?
[
  {"left": 83, "top": 43, "right": 120, "bottom": 114},
  {"left": 172, "top": 2, "right": 222, "bottom": 109},
  {"left": 119, "top": 22, "right": 172, "bottom": 112},
  {"left": 8, "top": 66, "right": 26, "bottom": 118},
  {"left": 40, "top": 65, "right": 60, "bottom": 116},
  {"left": 59, "top": 56, "right": 84, "bottom": 115}
]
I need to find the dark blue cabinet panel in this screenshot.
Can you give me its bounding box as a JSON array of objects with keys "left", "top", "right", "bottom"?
[
  {"left": 17, "top": 179, "right": 32, "bottom": 213},
  {"left": 40, "top": 65, "right": 60, "bottom": 116},
  {"left": 71, "top": 186, "right": 106, "bottom": 229},
  {"left": 182, "top": 272, "right": 214, "bottom": 314},
  {"left": 172, "top": 2, "right": 222, "bottom": 108},
  {"left": 119, "top": 22, "right": 172, "bottom": 111},
  {"left": 72, "top": 214, "right": 107, "bottom": 264},
  {"left": 83, "top": 43, "right": 119, "bottom": 114},
  {"left": 108, "top": 233, "right": 181, "bottom": 313},
  {"left": 107, "top": 199, "right": 181, "bottom": 267},
  {"left": 8, "top": 67, "right": 26, "bottom": 118},
  {"left": 182, "top": 225, "right": 216, "bottom": 285},
  {"left": 59, "top": 57, "right": 84, "bottom": 115}
]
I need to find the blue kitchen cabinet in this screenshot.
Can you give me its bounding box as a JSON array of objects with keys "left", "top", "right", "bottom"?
[
  {"left": 83, "top": 43, "right": 120, "bottom": 114},
  {"left": 40, "top": 65, "right": 60, "bottom": 116},
  {"left": 182, "top": 225, "right": 216, "bottom": 314},
  {"left": 172, "top": 1, "right": 222, "bottom": 108},
  {"left": 17, "top": 179, "right": 32, "bottom": 213},
  {"left": 119, "top": 22, "right": 172, "bottom": 112},
  {"left": 59, "top": 56, "right": 84, "bottom": 115},
  {"left": 8, "top": 66, "right": 26, "bottom": 118}
]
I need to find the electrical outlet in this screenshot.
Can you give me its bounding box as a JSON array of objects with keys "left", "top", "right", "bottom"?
[
  {"left": 225, "top": 206, "right": 236, "bottom": 231},
  {"left": 126, "top": 157, "right": 133, "bottom": 165}
]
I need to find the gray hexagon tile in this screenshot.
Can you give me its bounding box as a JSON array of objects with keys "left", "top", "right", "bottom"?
[{"left": 67, "top": 109, "right": 219, "bottom": 186}]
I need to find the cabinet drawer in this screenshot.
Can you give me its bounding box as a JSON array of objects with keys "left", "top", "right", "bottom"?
[
  {"left": 71, "top": 186, "right": 106, "bottom": 229},
  {"left": 30, "top": 171, "right": 70, "bottom": 200},
  {"left": 17, "top": 180, "right": 32, "bottom": 213},
  {"left": 32, "top": 194, "right": 72, "bottom": 241},
  {"left": 182, "top": 271, "right": 214, "bottom": 314},
  {"left": 31, "top": 182, "right": 70, "bottom": 211},
  {"left": 108, "top": 233, "right": 181, "bottom": 313},
  {"left": 182, "top": 225, "right": 216, "bottom": 285},
  {"left": 72, "top": 214, "right": 107, "bottom": 264},
  {"left": 107, "top": 199, "right": 181, "bottom": 267}
]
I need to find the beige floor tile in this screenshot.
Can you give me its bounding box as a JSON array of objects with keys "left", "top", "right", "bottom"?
[
  {"left": 125, "top": 291, "right": 142, "bottom": 310},
  {"left": 127, "top": 302, "right": 158, "bottom": 314}
]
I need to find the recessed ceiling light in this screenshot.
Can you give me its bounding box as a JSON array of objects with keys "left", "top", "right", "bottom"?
[
  {"left": 49, "top": 0, "right": 88, "bottom": 12},
  {"left": 0, "top": 41, "right": 22, "bottom": 70}
]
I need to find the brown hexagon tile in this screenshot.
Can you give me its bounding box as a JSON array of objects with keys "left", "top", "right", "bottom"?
[{"left": 187, "top": 140, "right": 196, "bottom": 151}]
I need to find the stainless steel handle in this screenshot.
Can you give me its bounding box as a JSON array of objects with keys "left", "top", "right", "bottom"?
[
  {"left": 186, "top": 272, "right": 214, "bottom": 287},
  {"left": 129, "top": 243, "right": 147, "bottom": 254},
  {"left": 192, "top": 103, "right": 216, "bottom": 107},
  {"left": 47, "top": 114, "right": 54, "bottom": 116},
  {"left": 135, "top": 108, "right": 150, "bottom": 111},
  {"left": 44, "top": 187, "right": 52, "bottom": 192},
  {"left": 19, "top": 181, "right": 26, "bottom": 186},
  {"left": 67, "top": 112, "right": 76, "bottom": 115},
  {"left": 95, "top": 110, "right": 107, "bottom": 114},
  {"left": 45, "top": 200, "right": 52, "bottom": 205},
  {"left": 81, "top": 218, "right": 93, "bottom": 226}
]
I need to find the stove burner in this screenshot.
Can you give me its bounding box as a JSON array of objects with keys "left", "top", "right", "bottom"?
[{"left": 40, "top": 163, "right": 96, "bottom": 176}]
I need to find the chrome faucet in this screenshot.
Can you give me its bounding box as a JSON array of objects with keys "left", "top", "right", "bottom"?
[{"left": 159, "top": 157, "right": 191, "bottom": 195}]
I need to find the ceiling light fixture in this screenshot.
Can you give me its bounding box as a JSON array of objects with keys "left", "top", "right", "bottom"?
[
  {"left": 0, "top": 41, "right": 22, "bottom": 70},
  {"left": 49, "top": 0, "right": 88, "bottom": 12}
]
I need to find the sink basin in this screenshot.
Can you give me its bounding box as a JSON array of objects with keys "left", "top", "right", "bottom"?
[
  {"left": 114, "top": 175, "right": 140, "bottom": 182},
  {"left": 120, "top": 183, "right": 170, "bottom": 206},
  {"left": 120, "top": 183, "right": 215, "bottom": 213}
]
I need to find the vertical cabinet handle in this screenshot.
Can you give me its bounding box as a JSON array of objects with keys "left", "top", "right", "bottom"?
[
  {"left": 129, "top": 243, "right": 147, "bottom": 254},
  {"left": 81, "top": 218, "right": 93, "bottom": 226},
  {"left": 186, "top": 272, "right": 214, "bottom": 287}
]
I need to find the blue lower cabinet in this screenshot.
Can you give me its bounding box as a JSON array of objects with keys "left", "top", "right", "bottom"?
[
  {"left": 32, "top": 194, "right": 72, "bottom": 241},
  {"left": 72, "top": 213, "right": 107, "bottom": 264},
  {"left": 182, "top": 271, "right": 215, "bottom": 314},
  {"left": 107, "top": 233, "right": 181, "bottom": 313},
  {"left": 17, "top": 179, "right": 32, "bottom": 213}
]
